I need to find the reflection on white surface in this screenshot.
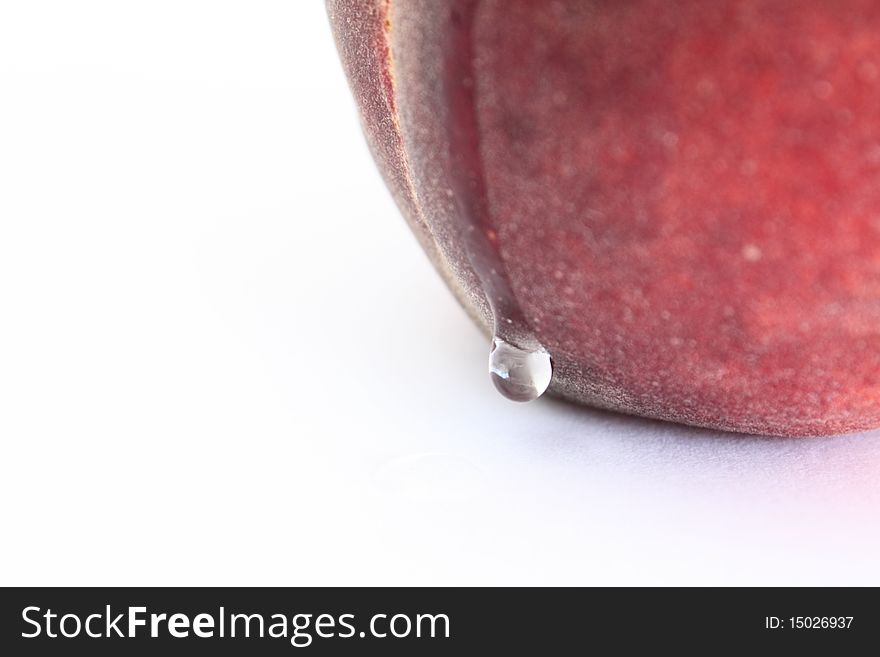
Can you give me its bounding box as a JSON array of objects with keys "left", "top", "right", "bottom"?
[{"left": 0, "top": 1, "right": 877, "bottom": 586}]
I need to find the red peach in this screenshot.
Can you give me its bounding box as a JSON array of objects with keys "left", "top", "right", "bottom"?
[{"left": 328, "top": 0, "right": 880, "bottom": 436}]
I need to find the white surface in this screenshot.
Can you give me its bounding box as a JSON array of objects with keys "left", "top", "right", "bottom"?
[{"left": 1, "top": 1, "right": 879, "bottom": 586}]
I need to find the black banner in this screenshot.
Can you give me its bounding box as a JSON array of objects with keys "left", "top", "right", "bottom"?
[{"left": 0, "top": 587, "right": 875, "bottom": 654}]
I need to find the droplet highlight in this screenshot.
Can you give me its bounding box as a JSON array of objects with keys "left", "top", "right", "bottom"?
[{"left": 488, "top": 337, "right": 553, "bottom": 402}]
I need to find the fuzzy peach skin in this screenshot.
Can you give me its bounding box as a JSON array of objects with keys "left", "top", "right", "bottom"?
[{"left": 328, "top": 0, "right": 880, "bottom": 437}]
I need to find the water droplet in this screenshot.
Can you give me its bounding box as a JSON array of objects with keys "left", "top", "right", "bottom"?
[{"left": 488, "top": 337, "right": 552, "bottom": 402}]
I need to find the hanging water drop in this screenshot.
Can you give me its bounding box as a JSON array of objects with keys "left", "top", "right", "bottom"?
[{"left": 488, "top": 336, "right": 553, "bottom": 402}]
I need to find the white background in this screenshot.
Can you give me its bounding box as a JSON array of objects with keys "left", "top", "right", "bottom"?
[{"left": 1, "top": 1, "right": 879, "bottom": 586}]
